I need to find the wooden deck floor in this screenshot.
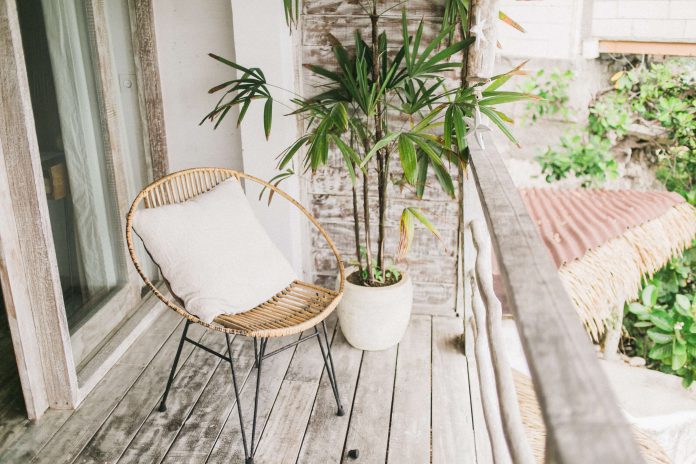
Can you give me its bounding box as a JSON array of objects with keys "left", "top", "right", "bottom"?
[{"left": 0, "top": 309, "right": 483, "bottom": 463}]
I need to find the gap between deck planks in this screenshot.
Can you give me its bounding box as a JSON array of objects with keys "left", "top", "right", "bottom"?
[{"left": 2, "top": 313, "right": 477, "bottom": 464}]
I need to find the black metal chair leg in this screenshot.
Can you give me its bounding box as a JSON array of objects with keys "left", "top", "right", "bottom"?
[
  {"left": 248, "top": 338, "right": 267, "bottom": 462},
  {"left": 159, "top": 320, "right": 191, "bottom": 412},
  {"left": 224, "top": 335, "right": 268, "bottom": 464},
  {"left": 316, "top": 322, "right": 345, "bottom": 416},
  {"left": 226, "top": 334, "right": 251, "bottom": 463}
]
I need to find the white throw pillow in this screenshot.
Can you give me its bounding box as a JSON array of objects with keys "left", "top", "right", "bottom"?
[{"left": 132, "top": 176, "right": 297, "bottom": 323}]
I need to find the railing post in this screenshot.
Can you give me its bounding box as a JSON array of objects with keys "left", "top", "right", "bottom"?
[
  {"left": 471, "top": 219, "right": 535, "bottom": 464},
  {"left": 467, "top": 131, "right": 645, "bottom": 464}
]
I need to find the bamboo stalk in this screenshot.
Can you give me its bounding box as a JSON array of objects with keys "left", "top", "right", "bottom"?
[
  {"left": 351, "top": 160, "right": 364, "bottom": 275},
  {"left": 370, "top": 6, "right": 387, "bottom": 273},
  {"left": 362, "top": 169, "right": 375, "bottom": 283}
]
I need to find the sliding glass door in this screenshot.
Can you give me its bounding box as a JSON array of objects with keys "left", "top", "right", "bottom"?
[{"left": 16, "top": 0, "right": 152, "bottom": 368}]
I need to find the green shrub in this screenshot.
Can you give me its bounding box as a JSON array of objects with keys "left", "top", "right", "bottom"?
[
  {"left": 536, "top": 134, "right": 617, "bottom": 186},
  {"left": 623, "top": 244, "right": 696, "bottom": 387},
  {"left": 519, "top": 68, "right": 574, "bottom": 122},
  {"left": 536, "top": 59, "right": 696, "bottom": 205}
]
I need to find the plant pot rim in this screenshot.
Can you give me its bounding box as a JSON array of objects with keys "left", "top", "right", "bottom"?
[{"left": 342, "top": 266, "right": 411, "bottom": 291}]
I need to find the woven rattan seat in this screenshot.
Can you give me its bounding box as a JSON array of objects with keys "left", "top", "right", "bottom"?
[
  {"left": 213, "top": 280, "right": 340, "bottom": 337},
  {"left": 126, "top": 167, "right": 344, "bottom": 337}
]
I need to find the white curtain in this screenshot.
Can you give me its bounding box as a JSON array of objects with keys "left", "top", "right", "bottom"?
[{"left": 41, "top": 0, "right": 119, "bottom": 297}]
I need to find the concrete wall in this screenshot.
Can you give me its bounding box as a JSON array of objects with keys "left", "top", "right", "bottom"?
[{"left": 153, "top": 0, "right": 243, "bottom": 172}]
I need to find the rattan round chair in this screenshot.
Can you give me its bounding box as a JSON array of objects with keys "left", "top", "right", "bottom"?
[{"left": 126, "top": 168, "right": 345, "bottom": 464}]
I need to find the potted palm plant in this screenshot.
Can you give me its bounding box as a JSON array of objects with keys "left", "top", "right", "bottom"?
[{"left": 203, "top": 5, "right": 528, "bottom": 350}]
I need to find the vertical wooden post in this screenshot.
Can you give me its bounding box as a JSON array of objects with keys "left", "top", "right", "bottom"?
[
  {"left": 128, "top": 0, "right": 169, "bottom": 179},
  {"left": 466, "top": 0, "right": 501, "bottom": 82},
  {"left": 0, "top": 0, "right": 78, "bottom": 412},
  {"left": 461, "top": 0, "right": 500, "bottom": 320},
  {"left": 0, "top": 134, "right": 49, "bottom": 420}
]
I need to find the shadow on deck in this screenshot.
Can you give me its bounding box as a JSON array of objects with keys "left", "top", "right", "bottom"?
[{"left": 0, "top": 309, "right": 484, "bottom": 463}]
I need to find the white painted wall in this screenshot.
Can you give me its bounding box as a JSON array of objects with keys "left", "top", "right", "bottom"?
[
  {"left": 497, "top": 0, "right": 696, "bottom": 62},
  {"left": 153, "top": 0, "right": 243, "bottom": 172},
  {"left": 153, "top": 0, "right": 305, "bottom": 274},
  {"left": 498, "top": 0, "right": 586, "bottom": 60},
  {"left": 229, "top": 0, "right": 306, "bottom": 276},
  {"left": 592, "top": 0, "right": 696, "bottom": 42}
]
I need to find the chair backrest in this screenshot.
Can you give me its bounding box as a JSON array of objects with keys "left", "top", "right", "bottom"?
[
  {"left": 136, "top": 168, "right": 236, "bottom": 208},
  {"left": 125, "top": 168, "right": 345, "bottom": 330}
]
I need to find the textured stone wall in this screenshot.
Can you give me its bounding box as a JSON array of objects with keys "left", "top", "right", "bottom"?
[{"left": 301, "top": 0, "right": 459, "bottom": 315}]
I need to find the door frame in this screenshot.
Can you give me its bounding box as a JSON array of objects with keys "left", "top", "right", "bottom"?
[{"left": 0, "top": 0, "right": 168, "bottom": 419}]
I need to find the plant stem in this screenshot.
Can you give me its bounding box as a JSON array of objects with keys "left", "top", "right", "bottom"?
[
  {"left": 362, "top": 168, "right": 375, "bottom": 283},
  {"left": 351, "top": 161, "right": 364, "bottom": 275},
  {"left": 370, "top": 7, "right": 387, "bottom": 273}
]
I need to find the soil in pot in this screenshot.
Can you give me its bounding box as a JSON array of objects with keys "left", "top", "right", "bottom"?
[{"left": 346, "top": 269, "right": 402, "bottom": 287}]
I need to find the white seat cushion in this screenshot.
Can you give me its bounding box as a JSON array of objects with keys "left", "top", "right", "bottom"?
[{"left": 132, "top": 176, "right": 297, "bottom": 323}]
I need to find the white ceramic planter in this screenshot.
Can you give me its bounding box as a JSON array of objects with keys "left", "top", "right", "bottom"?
[{"left": 336, "top": 267, "right": 413, "bottom": 351}]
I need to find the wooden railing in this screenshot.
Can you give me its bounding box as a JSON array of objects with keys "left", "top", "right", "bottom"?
[{"left": 462, "top": 132, "right": 644, "bottom": 463}]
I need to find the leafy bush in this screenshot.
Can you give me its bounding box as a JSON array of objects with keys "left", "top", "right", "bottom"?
[
  {"left": 536, "top": 59, "right": 696, "bottom": 205},
  {"left": 623, "top": 245, "right": 696, "bottom": 387},
  {"left": 587, "top": 92, "right": 631, "bottom": 137},
  {"left": 519, "top": 68, "right": 574, "bottom": 122},
  {"left": 536, "top": 134, "right": 616, "bottom": 186}
]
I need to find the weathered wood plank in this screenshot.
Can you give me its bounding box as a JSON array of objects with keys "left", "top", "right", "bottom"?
[
  {"left": 302, "top": 15, "right": 443, "bottom": 48},
  {"left": 205, "top": 333, "right": 304, "bottom": 462},
  {"left": 468, "top": 132, "right": 644, "bottom": 463},
  {"left": 0, "top": 407, "right": 70, "bottom": 462},
  {"left": 0, "top": 311, "right": 479, "bottom": 463},
  {"left": 0, "top": 129, "right": 48, "bottom": 420},
  {"left": 303, "top": 0, "right": 445, "bottom": 17},
  {"left": 74, "top": 322, "right": 207, "bottom": 463},
  {"left": 254, "top": 381, "right": 320, "bottom": 462},
  {"left": 253, "top": 319, "right": 338, "bottom": 463},
  {"left": 117, "top": 331, "right": 230, "bottom": 463},
  {"left": 0, "top": 0, "right": 78, "bottom": 412},
  {"left": 431, "top": 316, "right": 476, "bottom": 464},
  {"left": 296, "top": 324, "right": 363, "bottom": 463},
  {"left": 386, "top": 315, "right": 431, "bottom": 464},
  {"left": 0, "top": 309, "right": 181, "bottom": 463},
  {"left": 76, "top": 296, "right": 166, "bottom": 391},
  {"left": 127, "top": 0, "right": 168, "bottom": 178},
  {"left": 340, "top": 343, "right": 397, "bottom": 464},
  {"left": 161, "top": 336, "right": 256, "bottom": 463}
]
